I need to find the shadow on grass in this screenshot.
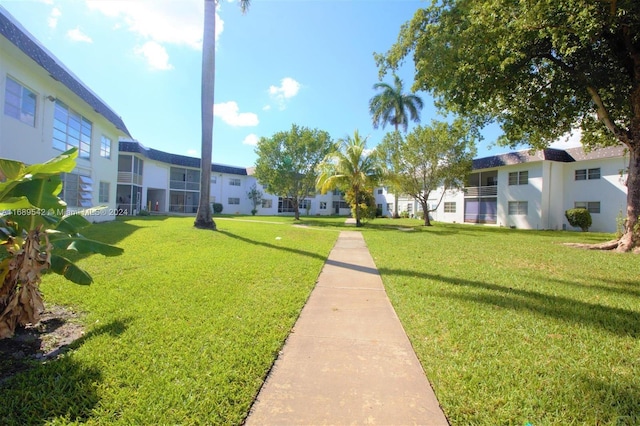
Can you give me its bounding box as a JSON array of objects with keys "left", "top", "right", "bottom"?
[
  {"left": 545, "top": 274, "right": 640, "bottom": 299},
  {"left": 0, "top": 318, "right": 130, "bottom": 424},
  {"left": 378, "top": 268, "right": 640, "bottom": 338},
  {"left": 217, "top": 230, "right": 331, "bottom": 262},
  {"left": 577, "top": 374, "right": 640, "bottom": 424}
]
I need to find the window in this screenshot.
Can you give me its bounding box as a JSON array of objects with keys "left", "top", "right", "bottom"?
[
  {"left": 60, "top": 173, "right": 93, "bottom": 208},
  {"left": 508, "top": 201, "right": 528, "bottom": 215},
  {"left": 377, "top": 188, "right": 383, "bottom": 194},
  {"left": 170, "top": 167, "right": 199, "bottom": 190},
  {"left": 575, "top": 168, "right": 600, "bottom": 180},
  {"left": 4, "top": 76, "right": 36, "bottom": 126},
  {"left": 407, "top": 204, "right": 413, "bottom": 213},
  {"left": 98, "top": 181, "right": 109, "bottom": 203},
  {"left": 100, "top": 135, "right": 112, "bottom": 159},
  {"left": 261, "top": 199, "right": 272, "bottom": 208},
  {"left": 588, "top": 168, "right": 601, "bottom": 179},
  {"left": 444, "top": 202, "right": 456, "bottom": 213},
  {"left": 320, "top": 202, "right": 327, "bottom": 209},
  {"left": 229, "top": 178, "right": 241, "bottom": 186},
  {"left": 508, "top": 171, "right": 528, "bottom": 185},
  {"left": 279, "top": 197, "right": 296, "bottom": 213},
  {"left": 211, "top": 176, "right": 217, "bottom": 184},
  {"left": 575, "top": 201, "right": 600, "bottom": 214},
  {"left": 53, "top": 101, "right": 92, "bottom": 159},
  {"left": 299, "top": 199, "right": 310, "bottom": 210},
  {"left": 228, "top": 197, "right": 240, "bottom": 205}
]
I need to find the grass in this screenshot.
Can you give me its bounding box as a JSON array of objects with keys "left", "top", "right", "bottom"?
[
  {"left": 0, "top": 216, "right": 339, "bottom": 425},
  {"left": 1, "top": 216, "right": 639, "bottom": 425},
  {"left": 364, "top": 220, "right": 640, "bottom": 425}
]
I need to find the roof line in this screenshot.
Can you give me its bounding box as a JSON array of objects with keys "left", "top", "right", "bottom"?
[{"left": 0, "top": 5, "right": 131, "bottom": 137}]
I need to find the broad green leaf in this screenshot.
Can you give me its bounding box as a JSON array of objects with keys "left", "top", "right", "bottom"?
[
  {"left": 0, "top": 196, "right": 34, "bottom": 211},
  {"left": 7, "top": 176, "right": 66, "bottom": 213},
  {"left": 50, "top": 236, "right": 123, "bottom": 256},
  {"left": 0, "top": 159, "right": 25, "bottom": 180},
  {"left": 24, "top": 148, "right": 77, "bottom": 178},
  {"left": 55, "top": 213, "right": 91, "bottom": 234},
  {"left": 50, "top": 253, "right": 92, "bottom": 285}
]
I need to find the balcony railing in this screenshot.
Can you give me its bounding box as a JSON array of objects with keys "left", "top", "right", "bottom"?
[
  {"left": 464, "top": 185, "right": 498, "bottom": 197},
  {"left": 118, "top": 172, "right": 143, "bottom": 185}
]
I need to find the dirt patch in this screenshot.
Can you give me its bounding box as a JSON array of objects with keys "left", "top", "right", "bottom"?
[{"left": 0, "top": 305, "right": 84, "bottom": 382}]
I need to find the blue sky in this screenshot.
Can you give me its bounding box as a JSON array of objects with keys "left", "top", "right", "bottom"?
[{"left": 2, "top": 0, "right": 579, "bottom": 167}]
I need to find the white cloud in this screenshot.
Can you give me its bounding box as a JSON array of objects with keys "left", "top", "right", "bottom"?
[
  {"left": 134, "top": 41, "right": 174, "bottom": 71},
  {"left": 67, "top": 27, "right": 93, "bottom": 43},
  {"left": 187, "top": 149, "right": 198, "bottom": 156},
  {"left": 48, "top": 7, "right": 61, "bottom": 29},
  {"left": 242, "top": 134, "right": 260, "bottom": 146},
  {"left": 268, "top": 77, "right": 301, "bottom": 110},
  {"left": 85, "top": 0, "right": 223, "bottom": 50},
  {"left": 214, "top": 101, "right": 259, "bottom": 127},
  {"left": 262, "top": 104, "right": 272, "bottom": 111}
]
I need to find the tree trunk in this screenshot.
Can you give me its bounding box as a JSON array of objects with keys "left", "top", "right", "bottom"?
[
  {"left": 294, "top": 198, "right": 300, "bottom": 221},
  {"left": 420, "top": 200, "right": 432, "bottom": 226},
  {"left": 355, "top": 188, "right": 362, "bottom": 227},
  {"left": 194, "top": 0, "right": 216, "bottom": 230},
  {"left": 393, "top": 193, "right": 399, "bottom": 218},
  {"left": 617, "top": 142, "right": 640, "bottom": 252},
  {"left": 0, "top": 229, "right": 48, "bottom": 339}
]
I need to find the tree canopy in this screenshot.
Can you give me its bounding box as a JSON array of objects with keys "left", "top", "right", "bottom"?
[
  {"left": 379, "top": 120, "right": 476, "bottom": 226},
  {"left": 316, "top": 130, "right": 383, "bottom": 227},
  {"left": 369, "top": 74, "right": 424, "bottom": 133},
  {"left": 377, "top": 0, "right": 640, "bottom": 251},
  {"left": 254, "top": 124, "right": 334, "bottom": 220}
]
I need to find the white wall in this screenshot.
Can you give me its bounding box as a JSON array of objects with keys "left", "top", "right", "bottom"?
[
  {"left": 1, "top": 36, "right": 125, "bottom": 222},
  {"left": 562, "top": 156, "right": 627, "bottom": 233}
]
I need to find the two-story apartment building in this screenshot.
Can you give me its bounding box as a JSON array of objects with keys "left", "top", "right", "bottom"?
[
  {"left": 116, "top": 139, "right": 352, "bottom": 217},
  {"left": 397, "top": 146, "right": 628, "bottom": 233},
  {"left": 1, "top": 6, "right": 131, "bottom": 221}
]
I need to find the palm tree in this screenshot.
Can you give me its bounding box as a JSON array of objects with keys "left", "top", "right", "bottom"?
[
  {"left": 195, "top": 0, "right": 251, "bottom": 229},
  {"left": 369, "top": 74, "right": 423, "bottom": 133},
  {"left": 368, "top": 74, "right": 423, "bottom": 218},
  {"left": 316, "top": 130, "right": 383, "bottom": 227}
]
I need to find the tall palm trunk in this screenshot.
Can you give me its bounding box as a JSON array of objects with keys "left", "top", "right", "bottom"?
[
  {"left": 392, "top": 122, "right": 400, "bottom": 218},
  {"left": 194, "top": 0, "right": 216, "bottom": 229}
]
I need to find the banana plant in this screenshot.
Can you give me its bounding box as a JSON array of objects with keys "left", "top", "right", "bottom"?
[{"left": 0, "top": 148, "right": 123, "bottom": 339}]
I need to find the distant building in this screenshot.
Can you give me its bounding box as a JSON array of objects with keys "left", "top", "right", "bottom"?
[{"left": 389, "top": 146, "right": 628, "bottom": 233}]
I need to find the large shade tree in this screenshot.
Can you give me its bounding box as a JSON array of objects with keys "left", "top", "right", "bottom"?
[
  {"left": 380, "top": 121, "right": 476, "bottom": 226},
  {"left": 377, "top": 0, "right": 640, "bottom": 252},
  {"left": 316, "top": 130, "right": 383, "bottom": 227},
  {"left": 195, "top": 0, "right": 251, "bottom": 229},
  {"left": 254, "top": 124, "right": 334, "bottom": 220},
  {"left": 369, "top": 75, "right": 423, "bottom": 218}
]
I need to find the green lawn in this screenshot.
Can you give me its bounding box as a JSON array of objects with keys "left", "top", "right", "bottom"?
[
  {"left": 0, "top": 216, "right": 638, "bottom": 425},
  {"left": 0, "top": 216, "right": 339, "bottom": 425},
  {"left": 364, "top": 220, "right": 640, "bottom": 425}
]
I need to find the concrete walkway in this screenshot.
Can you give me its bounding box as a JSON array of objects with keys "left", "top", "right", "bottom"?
[{"left": 245, "top": 231, "right": 449, "bottom": 425}]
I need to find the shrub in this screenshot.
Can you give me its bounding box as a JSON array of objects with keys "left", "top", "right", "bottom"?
[
  {"left": 565, "top": 208, "right": 592, "bottom": 231},
  {"left": 212, "top": 203, "right": 223, "bottom": 214}
]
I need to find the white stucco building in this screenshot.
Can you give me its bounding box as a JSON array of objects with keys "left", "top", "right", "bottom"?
[
  {"left": 116, "top": 139, "right": 352, "bottom": 217},
  {"left": 393, "top": 146, "right": 628, "bottom": 233},
  {"left": 1, "top": 6, "right": 131, "bottom": 221}
]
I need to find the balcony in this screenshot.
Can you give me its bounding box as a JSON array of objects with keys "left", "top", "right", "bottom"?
[
  {"left": 118, "top": 171, "right": 142, "bottom": 185},
  {"left": 464, "top": 185, "right": 498, "bottom": 197}
]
